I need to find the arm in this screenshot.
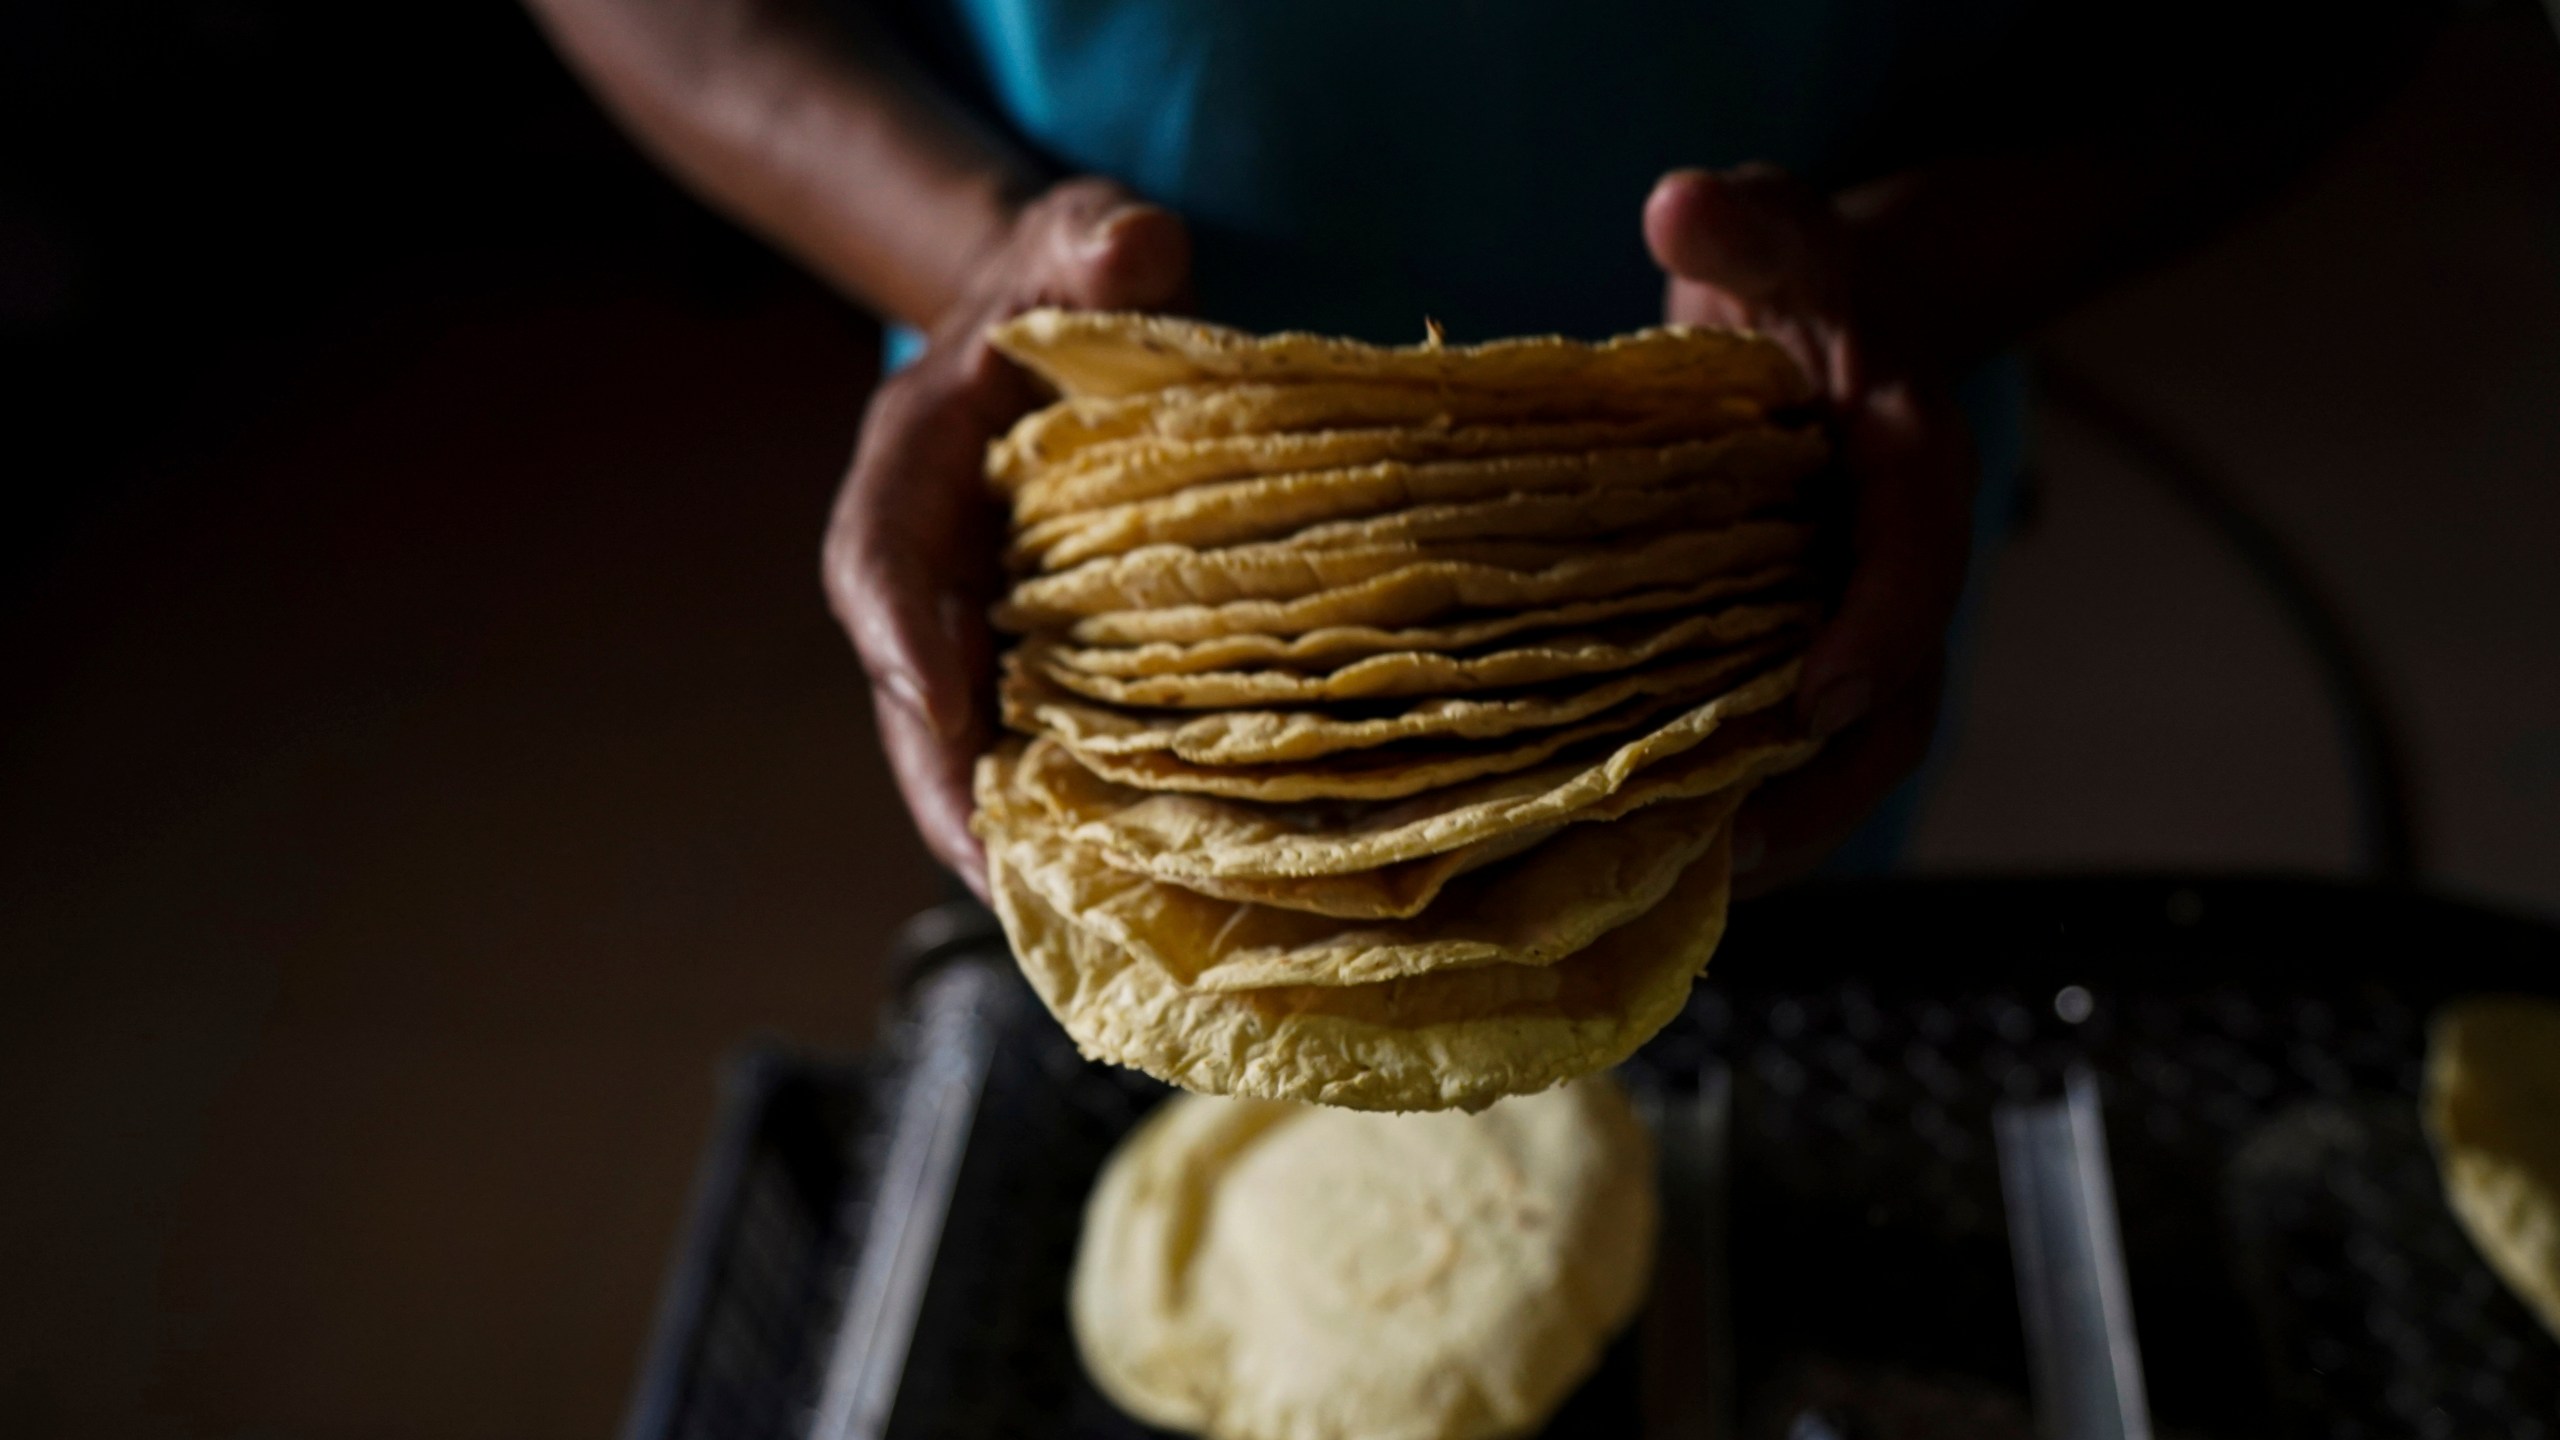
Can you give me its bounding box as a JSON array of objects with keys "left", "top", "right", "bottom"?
[
  {"left": 526, "top": 0, "right": 1193, "bottom": 891},
  {"left": 522, "top": 0, "right": 1029, "bottom": 326}
]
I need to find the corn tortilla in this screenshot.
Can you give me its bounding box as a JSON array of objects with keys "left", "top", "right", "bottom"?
[
  {"left": 1010, "top": 426, "right": 1822, "bottom": 567},
  {"left": 1027, "top": 602, "right": 1814, "bottom": 709},
  {"left": 1004, "top": 663, "right": 1814, "bottom": 883},
  {"left": 988, "top": 823, "right": 1734, "bottom": 1111},
  {"left": 990, "top": 783, "right": 1744, "bottom": 990},
  {"left": 1069, "top": 1081, "right": 1656, "bottom": 1440},
  {"left": 988, "top": 309, "right": 1814, "bottom": 407},
  {"left": 1029, "top": 523, "right": 1815, "bottom": 643},
  {"left": 1040, "top": 568, "right": 1803, "bottom": 678}
]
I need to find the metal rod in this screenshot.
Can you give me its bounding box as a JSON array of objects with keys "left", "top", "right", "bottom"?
[
  {"left": 1994, "top": 1069, "right": 2154, "bottom": 1440},
  {"left": 810, "top": 961, "right": 1005, "bottom": 1440}
]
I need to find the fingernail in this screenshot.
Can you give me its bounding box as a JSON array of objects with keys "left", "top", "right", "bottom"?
[
  {"left": 1808, "top": 676, "right": 1873, "bottom": 738},
  {"left": 1081, "top": 205, "right": 1142, "bottom": 258},
  {"left": 1733, "top": 825, "right": 1767, "bottom": 875}
]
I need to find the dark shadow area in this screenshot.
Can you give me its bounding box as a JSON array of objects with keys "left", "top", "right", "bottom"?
[
  {"left": 3, "top": 0, "right": 805, "bottom": 592},
  {"left": 3, "top": 7, "right": 937, "bottom": 1438}
]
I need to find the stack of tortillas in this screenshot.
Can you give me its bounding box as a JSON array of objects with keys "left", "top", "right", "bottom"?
[{"left": 973, "top": 309, "right": 1834, "bottom": 1112}]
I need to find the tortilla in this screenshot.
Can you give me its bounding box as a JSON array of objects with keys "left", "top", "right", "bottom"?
[
  {"left": 1009, "top": 426, "right": 1821, "bottom": 566},
  {"left": 2427, "top": 996, "right": 2560, "bottom": 1341},
  {"left": 1004, "top": 663, "right": 1815, "bottom": 883},
  {"left": 1170, "top": 828, "right": 1567, "bottom": 921},
  {"left": 1029, "top": 522, "right": 1815, "bottom": 643},
  {"left": 1049, "top": 686, "right": 1733, "bottom": 803},
  {"left": 1120, "top": 477, "right": 1793, "bottom": 569},
  {"left": 1070, "top": 1081, "right": 1656, "bottom": 1440},
  {"left": 1004, "top": 404, "right": 1771, "bottom": 522},
  {"left": 989, "top": 382, "right": 1767, "bottom": 492},
  {"left": 1027, "top": 603, "right": 1814, "bottom": 708},
  {"left": 990, "top": 822, "right": 1733, "bottom": 1112},
  {"left": 1006, "top": 641, "right": 1786, "bottom": 766},
  {"left": 1040, "top": 568, "right": 1804, "bottom": 678},
  {"left": 1003, "top": 530, "right": 1690, "bottom": 623},
  {"left": 991, "top": 783, "right": 1745, "bottom": 989},
  {"left": 988, "top": 309, "right": 1814, "bottom": 406}
]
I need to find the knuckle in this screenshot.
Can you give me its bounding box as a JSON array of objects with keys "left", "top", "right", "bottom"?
[{"left": 869, "top": 364, "right": 941, "bottom": 421}]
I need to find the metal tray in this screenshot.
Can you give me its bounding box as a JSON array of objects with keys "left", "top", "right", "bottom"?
[{"left": 623, "top": 875, "right": 2560, "bottom": 1440}]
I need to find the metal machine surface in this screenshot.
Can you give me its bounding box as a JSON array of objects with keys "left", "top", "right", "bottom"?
[{"left": 624, "top": 876, "right": 2560, "bottom": 1440}]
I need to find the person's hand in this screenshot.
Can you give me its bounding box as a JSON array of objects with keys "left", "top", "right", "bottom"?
[
  {"left": 1645, "top": 166, "right": 1976, "bottom": 894},
  {"left": 823, "top": 178, "right": 1192, "bottom": 897}
]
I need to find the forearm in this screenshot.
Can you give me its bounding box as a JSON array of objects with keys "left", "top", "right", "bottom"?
[
  {"left": 524, "top": 0, "right": 1038, "bottom": 327},
  {"left": 1835, "top": 0, "right": 2444, "bottom": 374}
]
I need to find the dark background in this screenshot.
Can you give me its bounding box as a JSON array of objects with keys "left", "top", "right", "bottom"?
[
  {"left": 4, "top": 0, "right": 820, "bottom": 585},
  {"left": 3, "top": 3, "right": 2556, "bottom": 1437},
  {"left": 6, "top": 5, "right": 933, "bottom": 1435}
]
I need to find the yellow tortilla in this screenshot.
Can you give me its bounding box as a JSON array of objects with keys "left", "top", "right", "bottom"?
[
  {"left": 989, "top": 381, "right": 1768, "bottom": 492},
  {"left": 1014, "top": 443, "right": 1818, "bottom": 575},
  {"left": 1049, "top": 686, "right": 1735, "bottom": 803},
  {"left": 988, "top": 309, "right": 1814, "bottom": 406},
  {"left": 1003, "top": 663, "right": 1815, "bottom": 883},
  {"left": 2427, "top": 996, "right": 2560, "bottom": 1342},
  {"left": 1069, "top": 1081, "right": 1657, "bottom": 1440},
  {"left": 989, "top": 822, "right": 1734, "bottom": 1112},
  {"left": 1030, "top": 523, "right": 1815, "bottom": 643},
  {"left": 1026, "top": 602, "right": 1815, "bottom": 708},
  {"left": 989, "top": 783, "right": 1745, "bottom": 989},
  {"left": 1004, "top": 641, "right": 1787, "bottom": 766},
  {"left": 1039, "top": 568, "right": 1804, "bottom": 678},
  {"left": 1004, "top": 404, "right": 1771, "bottom": 521},
  {"left": 1008, "top": 426, "right": 1819, "bottom": 565},
  {"left": 1002, "top": 531, "right": 1684, "bottom": 624},
  {"left": 1126, "top": 823, "right": 1570, "bottom": 923}
]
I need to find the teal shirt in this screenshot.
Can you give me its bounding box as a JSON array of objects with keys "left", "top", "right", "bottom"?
[{"left": 890, "top": 0, "right": 2026, "bottom": 343}]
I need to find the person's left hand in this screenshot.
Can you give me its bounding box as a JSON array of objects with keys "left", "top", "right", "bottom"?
[
  {"left": 1644, "top": 166, "right": 1977, "bottom": 894},
  {"left": 822, "top": 179, "right": 1193, "bottom": 897}
]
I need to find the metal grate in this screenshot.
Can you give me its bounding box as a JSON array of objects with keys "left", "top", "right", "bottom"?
[{"left": 624, "top": 876, "right": 2560, "bottom": 1440}]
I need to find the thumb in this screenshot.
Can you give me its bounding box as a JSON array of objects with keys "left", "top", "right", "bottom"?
[
  {"left": 1644, "top": 166, "right": 1835, "bottom": 306},
  {"left": 1056, "top": 201, "right": 1193, "bottom": 312},
  {"left": 1646, "top": 165, "right": 1853, "bottom": 399}
]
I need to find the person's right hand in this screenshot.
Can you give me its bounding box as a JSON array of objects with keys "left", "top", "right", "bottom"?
[
  {"left": 823, "top": 178, "right": 1192, "bottom": 897},
  {"left": 1644, "top": 166, "right": 1975, "bottom": 896}
]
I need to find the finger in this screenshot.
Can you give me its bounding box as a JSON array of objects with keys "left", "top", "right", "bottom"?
[
  {"left": 836, "top": 548, "right": 994, "bottom": 740},
  {"left": 1049, "top": 201, "right": 1193, "bottom": 313},
  {"left": 1644, "top": 166, "right": 1840, "bottom": 309},
  {"left": 1733, "top": 661, "right": 1941, "bottom": 897},
  {"left": 1661, "top": 272, "right": 1757, "bottom": 335},
  {"left": 874, "top": 686, "right": 990, "bottom": 900},
  {"left": 826, "top": 380, "right": 1004, "bottom": 740},
  {"left": 1645, "top": 167, "right": 1844, "bottom": 394},
  {"left": 828, "top": 517, "right": 972, "bottom": 743},
  {"left": 1650, "top": 170, "right": 1765, "bottom": 336},
  {"left": 1799, "top": 381, "right": 1974, "bottom": 736},
  {"left": 830, "top": 371, "right": 1003, "bottom": 905}
]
